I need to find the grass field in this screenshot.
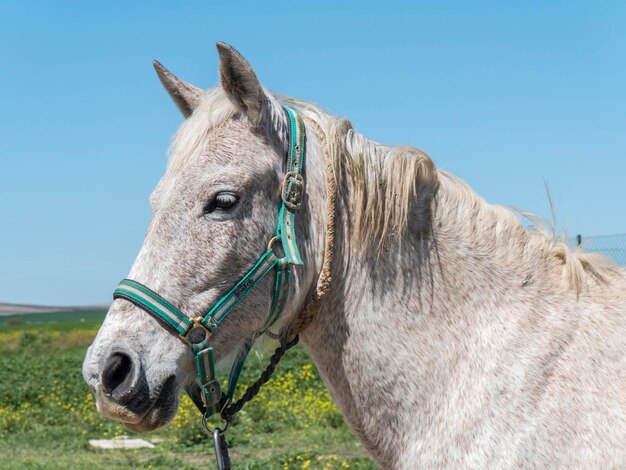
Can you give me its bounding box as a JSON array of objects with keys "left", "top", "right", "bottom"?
[{"left": 0, "top": 312, "right": 374, "bottom": 469}]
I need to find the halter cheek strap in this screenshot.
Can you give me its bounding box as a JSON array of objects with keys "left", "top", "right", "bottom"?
[{"left": 112, "top": 106, "right": 306, "bottom": 417}]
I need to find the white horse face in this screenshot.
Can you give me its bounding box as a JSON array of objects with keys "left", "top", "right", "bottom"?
[{"left": 83, "top": 44, "right": 287, "bottom": 431}]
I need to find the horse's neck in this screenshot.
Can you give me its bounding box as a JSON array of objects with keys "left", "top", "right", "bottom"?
[
  {"left": 299, "top": 165, "right": 559, "bottom": 464},
  {"left": 297, "top": 123, "right": 623, "bottom": 467}
]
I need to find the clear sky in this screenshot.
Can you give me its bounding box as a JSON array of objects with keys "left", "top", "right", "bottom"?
[{"left": 1, "top": 1, "right": 625, "bottom": 305}]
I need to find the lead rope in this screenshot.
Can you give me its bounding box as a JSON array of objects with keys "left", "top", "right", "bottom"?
[{"left": 219, "top": 334, "right": 300, "bottom": 422}]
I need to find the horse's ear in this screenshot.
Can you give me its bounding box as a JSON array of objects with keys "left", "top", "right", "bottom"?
[
  {"left": 216, "top": 42, "right": 264, "bottom": 126},
  {"left": 153, "top": 60, "right": 203, "bottom": 118}
]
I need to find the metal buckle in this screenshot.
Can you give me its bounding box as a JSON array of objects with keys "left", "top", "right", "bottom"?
[
  {"left": 200, "top": 379, "right": 221, "bottom": 408},
  {"left": 179, "top": 316, "right": 213, "bottom": 346},
  {"left": 282, "top": 172, "right": 305, "bottom": 211}
]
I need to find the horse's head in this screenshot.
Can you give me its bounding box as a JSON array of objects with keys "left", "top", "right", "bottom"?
[{"left": 82, "top": 43, "right": 321, "bottom": 431}]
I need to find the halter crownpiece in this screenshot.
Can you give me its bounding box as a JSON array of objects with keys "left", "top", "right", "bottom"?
[{"left": 112, "top": 106, "right": 306, "bottom": 418}]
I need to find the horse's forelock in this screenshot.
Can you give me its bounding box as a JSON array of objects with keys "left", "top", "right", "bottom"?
[{"left": 167, "top": 88, "right": 238, "bottom": 172}]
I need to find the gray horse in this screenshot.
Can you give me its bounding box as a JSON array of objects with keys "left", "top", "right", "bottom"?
[{"left": 83, "top": 43, "right": 625, "bottom": 468}]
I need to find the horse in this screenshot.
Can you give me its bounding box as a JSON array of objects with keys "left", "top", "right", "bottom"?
[{"left": 83, "top": 43, "right": 625, "bottom": 468}]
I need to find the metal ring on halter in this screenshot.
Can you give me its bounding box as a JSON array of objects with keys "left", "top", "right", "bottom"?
[
  {"left": 267, "top": 236, "right": 278, "bottom": 250},
  {"left": 202, "top": 410, "right": 231, "bottom": 435},
  {"left": 179, "top": 316, "right": 212, "bottom": 346},
  {"left": 267, "top": 236, "right": 286, "bottom": 260}
]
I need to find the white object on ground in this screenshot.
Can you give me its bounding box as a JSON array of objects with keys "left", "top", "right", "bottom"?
[{"left": 89, "top": 435, "right": 156, "bottom": 449}]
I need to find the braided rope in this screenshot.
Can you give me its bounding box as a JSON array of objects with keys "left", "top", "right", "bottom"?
[
  {"left": 220, "top": 335, "right": 300, "bottom": 421},
  {"left": 284, "top": 117, "right": 339, "bottom": 340},
  {"left": 306, "top": 117, "right": 336, "bottom": 302}
]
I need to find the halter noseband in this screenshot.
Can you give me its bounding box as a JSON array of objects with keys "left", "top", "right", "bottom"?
[{"left": 112, "top": 106, "right": 306, "bottom": 418}]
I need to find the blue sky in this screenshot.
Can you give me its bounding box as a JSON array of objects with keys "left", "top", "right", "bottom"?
[{"left": 1, "top": 1, "right": 625, "bottom": 305}]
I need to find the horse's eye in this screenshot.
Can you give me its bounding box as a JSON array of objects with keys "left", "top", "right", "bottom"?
[{"left": 205, "top": 192, "right": 239, "bottom": 214}]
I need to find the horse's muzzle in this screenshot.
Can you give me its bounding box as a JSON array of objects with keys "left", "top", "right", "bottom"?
[
  {"left": 85, "top": 347, "right": 151, "bottom": 423},
  {"left": 101, "top": 351, "right": 141, "bottom": 404}
]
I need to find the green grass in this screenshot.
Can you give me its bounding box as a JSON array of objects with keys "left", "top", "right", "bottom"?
[
  {"left": 0, "top": 310, "right": 106, "bottom": 327},
  {"left": 0, "top": 313, "right": 374, "bottom": 469}
]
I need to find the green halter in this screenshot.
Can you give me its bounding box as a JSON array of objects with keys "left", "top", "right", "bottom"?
[{"left": 113, "top": 106, "right": 306, "bottom": 417}]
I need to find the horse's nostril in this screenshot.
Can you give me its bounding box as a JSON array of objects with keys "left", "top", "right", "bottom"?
[{"left": 101, "top": 352, "right": 135, "bottom": 402}]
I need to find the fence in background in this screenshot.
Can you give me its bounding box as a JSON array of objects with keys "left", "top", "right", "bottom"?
[{"left": 574, "top": 233, "right": 626, "bottom": 266}]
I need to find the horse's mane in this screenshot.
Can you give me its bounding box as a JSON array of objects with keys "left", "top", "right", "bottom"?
[
  {"left": 168, "top": 87, "right": 620, "bottom": 293},
  {"left": 281, "top": 96, "right": 439, "bottom": 251}
]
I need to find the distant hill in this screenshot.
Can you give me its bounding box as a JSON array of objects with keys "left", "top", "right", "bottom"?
[{"left": 0, "top": 303, "right": 109, "bottom": 316}]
